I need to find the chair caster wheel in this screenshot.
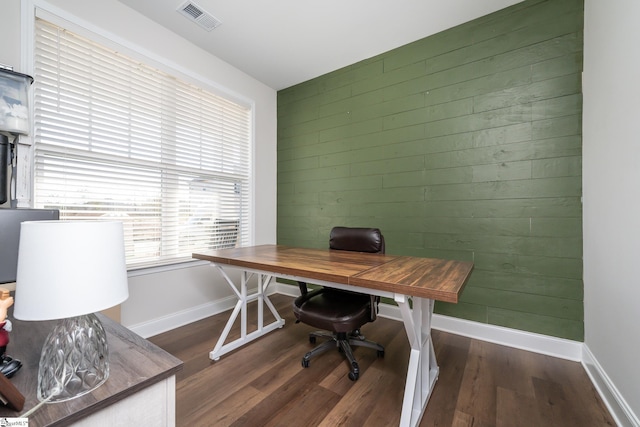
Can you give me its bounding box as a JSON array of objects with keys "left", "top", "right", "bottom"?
[
  {"left": 302, "top": 358, "right": 310, "bottom": 368},
  {"left": 348, "top": 362, "right": 359, "bottom": 381},
  {"left": 309, "top": 336, "right": 316, "bottom": 344},
  {"left": 377, "top": 350, "right": 385, "bottom": 358}
]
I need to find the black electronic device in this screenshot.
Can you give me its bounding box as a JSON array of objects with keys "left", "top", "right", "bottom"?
[
  {"left": 0, "top": 135, "right": 8, "bottom": 205},
  {"left": 0, "top": 208, "right": 59, "bottom": 284}
]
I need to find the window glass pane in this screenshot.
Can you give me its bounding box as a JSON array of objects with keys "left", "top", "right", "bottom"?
[{"left": 33, "top": 18, "right": 251, "bottom": 268}]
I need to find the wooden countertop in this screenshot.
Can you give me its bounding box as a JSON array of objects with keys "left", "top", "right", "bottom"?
[
  {"left": 193, "top": 244, "right": 473, "bottom": 303},
  {"left": 0, "top": 313, "right": 183, "bottom": 426}
]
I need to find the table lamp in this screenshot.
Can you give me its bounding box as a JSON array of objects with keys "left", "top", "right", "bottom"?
[{"left": 13, "top": 220, "right": 129, "bottom": 403}]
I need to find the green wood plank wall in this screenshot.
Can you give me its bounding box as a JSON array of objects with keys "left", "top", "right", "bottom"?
[{"left": 276, "top": 0, "right": 584, "bottom": 341}]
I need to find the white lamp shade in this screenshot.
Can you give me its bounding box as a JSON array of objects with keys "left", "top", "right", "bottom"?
[{"left": 14, "top": 220, "right": 129, "bottom": 321}]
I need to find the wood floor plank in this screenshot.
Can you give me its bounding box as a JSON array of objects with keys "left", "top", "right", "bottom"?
[
  {"left": 263, "top": 385, "right": 341, "bottom": 427},
  {"left": 533, "top": 376, "right": 580, "bottom": 426},
  {"left": 492, "top": 345, "right": 538, "bottom": 398},
  {"left": 451, "top": 410, "right": 474, "bottom": 427},
  {"left": 454, "top": 339, "right": 499, "bottom": 425},
  {"left": 230, "top": 360, "right": 338, "bottom": 426},
  {"left": 496, "top": 386, "right": 542, "bottom": 427},
  {"left": 421, "top": 331, "right": 471, "bottom": 426},
  {"left": 175, "top": 353, "right": 259, "bottom": 422},
  {"left": 361, "top": 365, "right": 406, "bottom": 426},
  {"left": 564, "top": 365, "right": 617, "bottom": 426},
  {"left": 317, "top": 332, "right": 408, "bottom": 427},
  {"left": 148, "top": 294, "right": 616, "bottom": 427},
  {"left": 195, "top": 384, "right": 265, "bottom": 426},
  {"left": 318, "top": 365, "right": 391, "bottom": 427}
]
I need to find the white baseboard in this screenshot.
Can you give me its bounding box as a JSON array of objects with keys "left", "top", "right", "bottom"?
[
  {"left": 275, "top": 282, "right": 300, "bottom": 298},
  {"left": 432, "top": 313, "right": 583, "bottom": 361},
  {"left": 128, "top": 283, "right": 638, "bottom": 426},
  {"left": 582, "top": 345, "right": 640, "bottom": 427},
  {"left": 127, "top": 295, "right": 237, "bottom": 338},
  {"left": 278, "top": 282, "right": 583, "bottom": 361},
  {"left": 378, "top": 300, "right": 583, "bottom": 362}
]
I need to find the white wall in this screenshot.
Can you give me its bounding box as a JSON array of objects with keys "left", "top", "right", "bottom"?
[
  {"left": 1, "top": 0, "right": 277, "bottom": 334},
  {"left": 583, "top": 0, "right": 640, "bottom": 424},
  {"left": 0, "top": 2, "right": 21, "bottom": 68},
  {"left": 0, "top": 1, "right": 21, "bottom": 209}
]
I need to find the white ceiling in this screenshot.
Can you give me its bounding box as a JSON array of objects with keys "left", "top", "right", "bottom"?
[{"left": 117, "top": 0, "right": 523, "bottom": 90}]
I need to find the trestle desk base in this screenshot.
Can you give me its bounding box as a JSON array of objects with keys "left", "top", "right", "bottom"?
[{"left": 207, "top": 264, "right": 438, "bottom": 427}]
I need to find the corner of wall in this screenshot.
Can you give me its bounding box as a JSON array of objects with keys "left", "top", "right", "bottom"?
[{"left": 582, "top": 344, "right": 640, "bottom": 427}]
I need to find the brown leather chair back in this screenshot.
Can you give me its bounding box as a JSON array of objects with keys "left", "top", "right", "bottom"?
[{"left": 329, "top": 227, "right": 385, "bottom": 254}]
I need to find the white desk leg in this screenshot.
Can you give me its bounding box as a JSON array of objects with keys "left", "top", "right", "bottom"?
[
  {"left": 209, "top": 265, "right": 285, "bottom": 361},
  {"left": 395, "top": 295, "right": 439, "bottom": 427}
]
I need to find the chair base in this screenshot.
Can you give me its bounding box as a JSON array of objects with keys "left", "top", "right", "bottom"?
[{"left": 301, "top": 330, "right": 384, "bottom": 381}]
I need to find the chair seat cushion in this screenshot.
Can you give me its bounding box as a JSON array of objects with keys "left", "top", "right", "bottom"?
[{"left": 293, "top": 288, "right": 372, "bottom": 333}]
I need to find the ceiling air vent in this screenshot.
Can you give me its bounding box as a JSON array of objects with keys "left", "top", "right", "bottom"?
[{"left": 177, "top": 1, "right": 222, "bottom": 31}]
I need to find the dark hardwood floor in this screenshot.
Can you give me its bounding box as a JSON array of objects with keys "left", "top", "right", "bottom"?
[{"left": 148, "top": 294, "right": 616, "bottom": 427}]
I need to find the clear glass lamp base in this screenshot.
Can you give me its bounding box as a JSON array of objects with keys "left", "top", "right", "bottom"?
[{"left": 37, "top": 313, "right": 110, "bottom": 402}]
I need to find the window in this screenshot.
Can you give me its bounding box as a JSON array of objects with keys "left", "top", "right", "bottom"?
[{"left": 32, "top": 18, "right": 251, "bottom": 269}]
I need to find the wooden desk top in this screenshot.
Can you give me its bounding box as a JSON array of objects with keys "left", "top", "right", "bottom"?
[
  {"left": 193, "top": 245, "right": 473, "bottom": 303},
  {"left": 0, "top": 313, "right": 183, "bottom": 425}
]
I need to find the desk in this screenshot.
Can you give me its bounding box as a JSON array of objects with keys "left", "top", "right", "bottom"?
[
  {"left": 193, "top": 245, "right": 473, "bottom": 427},
  {"left": 0, "top": 313, "right": 183, "bottom": 426}
]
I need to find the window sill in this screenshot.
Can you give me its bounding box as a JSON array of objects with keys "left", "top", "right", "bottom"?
[{"left": 127, "top": 259, "right": 211, "bottom": 278}]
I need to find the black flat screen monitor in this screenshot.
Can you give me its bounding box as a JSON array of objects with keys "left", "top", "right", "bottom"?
[{"left": 0, "top": 208, "right": 59, "bottom": 284}]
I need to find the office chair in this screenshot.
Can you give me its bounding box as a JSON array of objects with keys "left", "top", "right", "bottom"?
[{"left": 293, "top": 226, "right": 385, "bottom": 381}]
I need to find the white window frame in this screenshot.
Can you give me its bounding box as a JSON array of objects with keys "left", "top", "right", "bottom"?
[{"left": 20, "top": 1, "right": 256, "bottom": 272}]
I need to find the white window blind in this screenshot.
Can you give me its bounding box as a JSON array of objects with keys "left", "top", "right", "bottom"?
[{"left": 32, "top": 18, "right": 251, "bottom": 269}]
